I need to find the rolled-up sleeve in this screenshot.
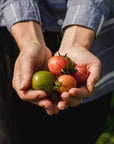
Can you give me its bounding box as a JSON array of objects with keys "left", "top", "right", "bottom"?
[
  {"left": 0, "top": 0, "right": 42, "bottom": 32},
  {"left": 62, "top": 0, "right": 111, "bottom": 35}
]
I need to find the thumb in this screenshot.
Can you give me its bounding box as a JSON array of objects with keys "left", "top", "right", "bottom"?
[
  {"left": 20, "top": 58, "right": 34, "bottom": 90},
  {"left": 87, "top": 71, "right": 100, "bottom": 92}
]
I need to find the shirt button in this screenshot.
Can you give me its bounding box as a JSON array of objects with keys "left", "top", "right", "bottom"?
[{"left": 57, "top": 19, "right": 63, "bottom": 25}]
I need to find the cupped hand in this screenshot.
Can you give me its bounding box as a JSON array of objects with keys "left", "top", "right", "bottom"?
[
  {"left": 12, "top": 42, "right": 56, "bottom": 115},
  {"left": 55, "top": 46, "right": 101, "bottom": 110}
]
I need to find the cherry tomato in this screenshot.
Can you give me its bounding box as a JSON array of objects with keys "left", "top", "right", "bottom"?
[
  {"left": 72, "top": 65, "right": 90, "bottom": 86},
  {"left": 32, "top": 71, "right": 56, "bottom": 95},
  {"left": 55, "top": 75, "right": 77, "bottom": 93},
  {"left": 48, "top": 56, "right": 68, "bottom": 76}
]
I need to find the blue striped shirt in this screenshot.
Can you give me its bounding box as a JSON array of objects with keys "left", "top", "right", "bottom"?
[{"left": 0, "top": 0, "right": 114, "bottom": 103}]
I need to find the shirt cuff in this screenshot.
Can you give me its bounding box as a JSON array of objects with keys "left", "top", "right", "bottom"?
[
  {"left": 62, "top": 3, "right": 110, "bottom": 36},
  {"left": 2, "top": 0, "right": 42, "bottom": 32}
]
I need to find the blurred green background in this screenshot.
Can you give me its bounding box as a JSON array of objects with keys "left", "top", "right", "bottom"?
[{"left": 95, "top": 92, "right": 114, "bottom": 144}]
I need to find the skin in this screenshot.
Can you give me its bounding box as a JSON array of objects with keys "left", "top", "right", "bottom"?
[
  {"left": 55, "top": 26, "right": 101, "bottom": 110},
  {"left": 11, "top": 21, "right": 101, "bottom": 115}
]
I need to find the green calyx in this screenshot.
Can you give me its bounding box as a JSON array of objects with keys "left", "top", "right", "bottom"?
[
  {"left": 58, "top": 52, "right": 67, "bottom": 58},
  {"left": 71, "top": 67, "right": 77, "bottom": 73},
  {"left": 60, "top": 66, "right": 70, "bottom": 75},
  {"left": 54, "top": 81, "right": 62, "bottom": 91},
  {"left": 58, "top": 51, "right": 77, "bottom": 74}
]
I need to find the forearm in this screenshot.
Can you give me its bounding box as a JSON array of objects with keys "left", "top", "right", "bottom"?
[
  {"left": 11, "top": 21, "right": 46, "bottom": 50},
  {"left": 60, "top": 25, "right": 95, "bottom": 51}
]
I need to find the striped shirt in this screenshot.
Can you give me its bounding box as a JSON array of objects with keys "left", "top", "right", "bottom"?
[{"left": 0, "top": 0, "right": 114, "bottom": 103}]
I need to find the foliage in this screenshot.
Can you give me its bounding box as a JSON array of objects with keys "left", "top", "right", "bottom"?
[{"left": 95, "top": 92, "right": 114, "bottom": 144}]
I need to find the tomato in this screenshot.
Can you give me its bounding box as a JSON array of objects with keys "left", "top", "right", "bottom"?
[
  {"left": 48, "top": 56, "right": 68, "bottom": 76},
  {"left": 72, "top": 65, "right": 90, "bottom": 86},
  {"left": 32, "top": 71, "right": 56, "bottom": 95},
  {"left": 55, "top": 75, "right": 77, "bottom": 93}
]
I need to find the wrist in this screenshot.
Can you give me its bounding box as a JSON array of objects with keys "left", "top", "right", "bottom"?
[
  {"left": 60, "top": 25, "right": 95, "bottom": 51},
  {"left": 11, "top": 21, "right": 46, "bottom": 50}
]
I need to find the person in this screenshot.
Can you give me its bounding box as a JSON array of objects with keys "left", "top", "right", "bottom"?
[{"left": 0, "top": 0, "right": 114, "bottom": 144}]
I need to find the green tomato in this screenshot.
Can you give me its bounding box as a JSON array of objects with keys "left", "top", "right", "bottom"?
[{"left": 32, "top": 71, "right": 56, "bottom": 95}]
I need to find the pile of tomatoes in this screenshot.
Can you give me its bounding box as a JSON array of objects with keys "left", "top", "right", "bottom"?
[{"left": 31, "top": 53, "right": 90, "bottom": 95}]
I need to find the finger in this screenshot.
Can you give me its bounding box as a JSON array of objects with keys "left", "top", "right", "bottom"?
[
  {"left": 87, "top": 73, "right": 100, "bottom": 92},
  {"left": 87, "top": 62, "right": 101, "bottom": 92},
  {"left": 12, "top": 57, "right": 22, "bottom": 90},
  {"left": 19, "top": 55, "right": 34, "bottom": 90},
  {"left": 37, "top": 98, "right": 55, "bottom": 116},
  {"left": 13, "top": 62, "right": 47, "bottom": 102},
  {"left": 57, "top": 100, "right": 69, "bottom": 110},
  {"left": 68, "top": 86, "right": 95, "bottom": 99},
  {"left": 12, "top": 55, "right": 34, "bottom": 91},
  {"left": 68, "top": 97, "right": 81, "bottom": 107},
  {"left": 17, "top": 89, "right": 47, "bottom": 101},
  {"left": 61, "top": 92, "right": 82, "bottom": 107},
  {"left": 31, "top": 98, "right": 54, "bottom": 116},
  {"left": 58, "top": 92, "right": 69, "bottom": 110}
]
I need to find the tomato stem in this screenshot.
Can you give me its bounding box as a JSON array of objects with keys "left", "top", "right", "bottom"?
[
  {"left": 60, "top": 66, "right": 69, "bottom": 75},
  {"left": 71, "top": 67, "right": 77, "bottom": 73},
  {"left": 58, "top": 52, "right": 61, "bottom": 56},
  {"left": 58, "top": 52, "right": 68, "bottom": 58},
  {"left": 54, "top": 81, "right": 62, "bottom": 90}
]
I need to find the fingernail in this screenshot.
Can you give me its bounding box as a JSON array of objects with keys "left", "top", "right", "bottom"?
[
  {"left": 58, "top": 102, "right": 65, "bottom": 110},
  {"left": 62, "top": 92, "right": 68, "bottom": 98}
]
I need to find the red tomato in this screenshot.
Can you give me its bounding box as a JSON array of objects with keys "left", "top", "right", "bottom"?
[
  {"left": 32, "top": 71, "right": 56, "bottom": 95},
  {"left": 48, "top": 56, "right": 68, "bottom": 76},
  {"left": 72, "top": 65, "right": 90, "bottom": 86},
  {"left": 55, "top": 75, "right": 77, "bottom": 93}
]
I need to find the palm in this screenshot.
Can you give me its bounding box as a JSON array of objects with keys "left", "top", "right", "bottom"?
[{"left": 54, "top": 46, "right": 101, "bottom": 109}]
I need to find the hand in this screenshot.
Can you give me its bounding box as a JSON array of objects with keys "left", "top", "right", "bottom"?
[
  {"left": 12, "top": 42, "right": 57, "bottom": 115},
  {"left": 54, "top": 25, "right": 101, "bottom": 111},
  {"left": 56, "top": 46, "right": 101, "bottom": 110},
  {"left": 11, "top": 21, "right": 56, "bottom": 115}
]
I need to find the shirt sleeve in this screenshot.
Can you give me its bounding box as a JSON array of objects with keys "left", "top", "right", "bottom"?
[
  {"left": 0, "top": 0, "right": 42, "bottom": 32},
  {"left": 62, "top": 0, "right": 111, "bottom": 36}
]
